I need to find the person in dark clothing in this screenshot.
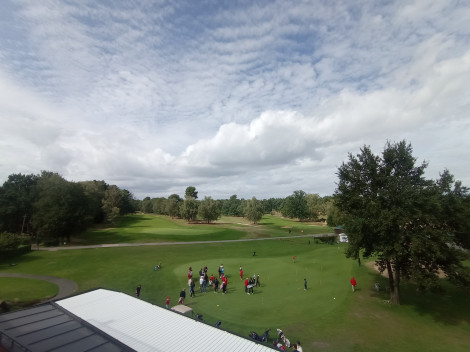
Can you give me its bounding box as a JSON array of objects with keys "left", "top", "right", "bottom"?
[
  {"left": 136, "top": 284, "right": 142, "bottom": 298},
  {"left": 214, "top": 277, "right": 219, "bottom": 293},
  {"left": 304, "top": 278, "right": 307, "bottom": 290},
  {"left": 179, "top": 288, "right": 186, "bottom": 304}
]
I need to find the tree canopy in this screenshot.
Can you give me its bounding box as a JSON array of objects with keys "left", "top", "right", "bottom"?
[
  {"left": 244, "top": 197, "right": 264, "bottom": 224},
  {"left": 335, "top": 141, "right": 470, "bottom": 304}
]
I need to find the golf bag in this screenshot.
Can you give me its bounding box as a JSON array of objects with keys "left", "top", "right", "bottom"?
[
  {"left": 250, "top": 328, "right": 270, "bottom": 342},
  {"left": 277, "top": 329, "right": 291, "bottom": 348}
]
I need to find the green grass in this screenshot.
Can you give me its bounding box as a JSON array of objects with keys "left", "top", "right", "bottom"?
[
  {"left": 73, "top": 214, "right": 332, "bottom": 245},
  {"left": 0, "top": 277, "right": 59, "bottom": 307},
  {"left": 1, "top": 214, "right": 469, "bottom": 351}
]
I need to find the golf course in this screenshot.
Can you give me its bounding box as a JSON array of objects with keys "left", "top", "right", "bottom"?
[{"left": 1, "top": 214, "right": 469, "bottom": 351}]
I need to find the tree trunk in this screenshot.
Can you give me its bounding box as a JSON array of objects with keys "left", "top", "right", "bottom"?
[{"left": 386, "top": 259, "right": 400, "bottom": 304}]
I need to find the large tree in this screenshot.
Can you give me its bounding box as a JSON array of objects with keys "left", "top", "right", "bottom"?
[
  {"left": 198, "top": 196, "right": 221, "bottom": 223},
  {"left": 32, "top": 172, "right": 89, "bottom": 244},
  {"left": 244, "top": 197, "right": 264, "bottom": 224},
  {"left": 185, "top": 186, "right": 198, "bottom": 199},
  {"left": 0, "top": 173, "right": 38, "bottom": 234},
  {"left": 167, "top": 194, "right": 182, "bottom": 218},
  {"left": 281, "top": 190, "right": 309, "bottom": 220},
  {"left": 335, "top": 141, "right": 470, "bottom": 304},
  {"left": 180, "top": 198, "right": 199, "bottom": 222}
]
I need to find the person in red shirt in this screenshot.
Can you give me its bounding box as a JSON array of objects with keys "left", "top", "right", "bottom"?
[
  {"left": 240, "top": 266, "right": 243, "bottom": 280},
  {"left": 350, "top": 277, "right": 357, "bottom": 292},
  {"left": 165, "top": 296, "right": 170, "bottom": 308},
  {"left": 210, "top": 274, "right": 215, "bottom": 287},
  {"left": 222, "top": 275, "right": 228, "bottom": 294},
  {"left": 244, "top": 278, "right": 249, "bottom": 294}
]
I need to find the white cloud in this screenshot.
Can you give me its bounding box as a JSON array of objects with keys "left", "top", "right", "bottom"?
[{"left": 0, "top": 0, "right": 469, "bottom": 199}]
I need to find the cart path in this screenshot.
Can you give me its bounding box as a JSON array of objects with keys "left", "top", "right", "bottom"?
[
  {"left": 38, "top": 233, "right": 332, "bottom": 251},
  {"left": 0, "top": 273, "right": 78, "bottom": 300}
]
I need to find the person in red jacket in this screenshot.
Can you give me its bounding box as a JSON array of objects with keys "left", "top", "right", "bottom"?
[
  {"left": 240, "top": 266, "right": 244, "bottom": 280},
  {"left": 350, "top": 277, "right": 357, "bottom": 292},
  {"left": 244, "top": 278, "right": 249, "bottom": 294}
]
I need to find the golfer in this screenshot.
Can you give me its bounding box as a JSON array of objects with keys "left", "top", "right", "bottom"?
[{"left": 350, "top": 277, "right": 357, "bottom": 292}]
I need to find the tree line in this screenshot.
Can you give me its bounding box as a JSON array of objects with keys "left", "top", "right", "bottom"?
[
  {"left": 0, "top": 171, "right": 137, "bottom": 246},
  {"left": 138, "top": 187, "right": 334, "bottom": 224},
  {"left": 0, "top": 172, "right": 335, "bottom": 245}
]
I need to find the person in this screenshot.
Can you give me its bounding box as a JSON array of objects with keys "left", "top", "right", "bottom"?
[
  {"left": 304, "top": 278, "right": 307, "bottom": 291},
  {"left": 292, "top": 256, "right": 296, "bottom": 263},
  {"left": 256, "top": 274, "right": 260, "bottom": 287},
  {"left": 179, "top": 288, "right": 186, "bottom": 304},
  {"left": 210, "top": 273, "right": 215, "bottom": 287},
  {"left": 136, "top": 284, "right": 142, "bottom": 298},
  {"left": 240, "top": 266, "right": 243, "bottom": 280},
  {"left": 222, "top": 275, "right": 228, "bottom": 294},
  {"left": 204, "top": 265, "right": 208, "bottom": 274},
  {"left": 199, "top": 268, "right": 203, "bottom": 277},
  {"left": 296, "top": 341, "right": 303, "bottom": 352},
  {"left": 202, "top": 273, "right": 208, "bottom": 292},
  {"left": 218, "top": 264, "right": 223, "bottom": 278},
  {"left": 350, "top": 276, "right": 357, "bottom": 292},
  {"left": 188, "top": 267, "right": 193, "bottom": 279},
  {"left": 214, "top": 277, "right": 219, "bottom": 293},
  {"left": 292, "top": 344, "right": 299, "bottom": 352},
  {"left": 248, "top": 277, "right": 254, "bottom": 294},
  {"left": 190, "top": 278, "right": 196, "bottom": 297},
  {"left": 375, "top": 282, "right": 380, "bottom": 292},
  {"left": 245, "top": 277, "right": 249, "bottom": 294},
  {"left": 199, "top": 275, "right": 204, "bottom": 292},
  {"left": 165, "top": 296, "right": 170, "bottom": 308},
  {"left": 154, "top": 262, "right": 161, "bottom": 271}
]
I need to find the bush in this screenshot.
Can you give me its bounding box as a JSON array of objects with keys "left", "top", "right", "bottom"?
[{"left": 0, "top": 232, "right": 32, "bottom": 259}]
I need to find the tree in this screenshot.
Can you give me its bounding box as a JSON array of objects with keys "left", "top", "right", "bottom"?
[
  {"left": 141, "top": 197, "right": 154, "bottom": 213},
  {"left": 79, "top": 180, "right": 107, "bottom": 223},
  {"left": 335, "top": 141, "right": 470, "bottom": 304},
  {"left": 0, "top": 173, "right": 38, "bottom": 234},
  {"left": 102, "top": 185, "right": 123, "bottom": 224},
  {"left": 167, "top": 194, "right": 182, "bottom": 218},
  {"left": 198, "top": 196, "right": 221, "bottom": 223},
  {"left": 185, "top": 186, "right": 198, "bottom": 199},
  {"left": 221, "top": 195, "right": 242, "bottom": 216},
  {"left": 32, "top": 172, "right": 89, "bottom": 244},
  {"left": 306, "top": 193, "right": 322, "bottom": 221},
  {"left": 281, "top": 190, "right": 309, "bottom": 220},
  {"left": 244, "top": 197, "right": 264, "bottom": 224},
  {"left": 180, "top": 198, "right": 199, "bottom": 222}
]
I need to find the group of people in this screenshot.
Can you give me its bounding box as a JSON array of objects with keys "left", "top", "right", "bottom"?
[
  {"left": 244, "top": 273, "right": 260, "bottom": 295},
  {"left": 273, "top": 339, "right": 303, "bottom": 351},
  {"left": 181, "top": 265, "right": 229, "bottom": 303}
]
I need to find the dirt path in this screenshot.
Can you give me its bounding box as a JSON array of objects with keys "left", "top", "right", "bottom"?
[{"left": 0, "top": 273, "right": 78, "bottom": 300}]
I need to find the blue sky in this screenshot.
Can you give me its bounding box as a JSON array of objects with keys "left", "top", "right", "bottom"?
[{"left": 1, "top": 0, "right": 469, "bottom": 199}]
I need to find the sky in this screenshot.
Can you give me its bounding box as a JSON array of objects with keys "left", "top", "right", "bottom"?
[{"left": 1, "top": 0, "right": 469, "bottom": 200}]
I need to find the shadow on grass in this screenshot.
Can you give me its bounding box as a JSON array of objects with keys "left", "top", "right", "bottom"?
[
  {"left": 401, "top": 282, "right": 470, "bottom": 325},
  {"left": 0, "top": 252, "right": 41, "bottom": 268},
  {"left": 365, "top": 270, "right": 470, "bottom": 325}
]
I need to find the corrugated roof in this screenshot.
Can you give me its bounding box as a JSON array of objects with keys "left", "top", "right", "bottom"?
[
  {"left": 56, "top": 289, "right": 276, "bottom": 352},
  {"left": 0, "top": 302, "right": 135, "bottom": 352}
]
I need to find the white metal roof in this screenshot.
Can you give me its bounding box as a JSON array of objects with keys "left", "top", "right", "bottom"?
[{"left": 57, "top": 289, "right": 275, "bottom": 352}]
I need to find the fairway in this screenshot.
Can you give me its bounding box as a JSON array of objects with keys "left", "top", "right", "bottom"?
[{"left": 1, "top": 214, "right": 469, "bottom": 351}]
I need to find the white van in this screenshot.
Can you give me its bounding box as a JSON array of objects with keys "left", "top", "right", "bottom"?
[{"left": 339, "top": 234, "right": 349, "bottom": 243}]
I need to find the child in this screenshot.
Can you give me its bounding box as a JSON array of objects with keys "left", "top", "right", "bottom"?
[{"left": 165, "top": 296, "right": 170, "bottom": 308}]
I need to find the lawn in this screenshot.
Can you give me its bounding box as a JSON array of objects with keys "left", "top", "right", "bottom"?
[{"left": 1, "top": 214, "right": 469, "bottom": 351}]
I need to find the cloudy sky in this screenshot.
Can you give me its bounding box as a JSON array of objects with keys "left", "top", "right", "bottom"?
[{"left": 1, "top": 0, "right": 469, "bottom": 200}]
